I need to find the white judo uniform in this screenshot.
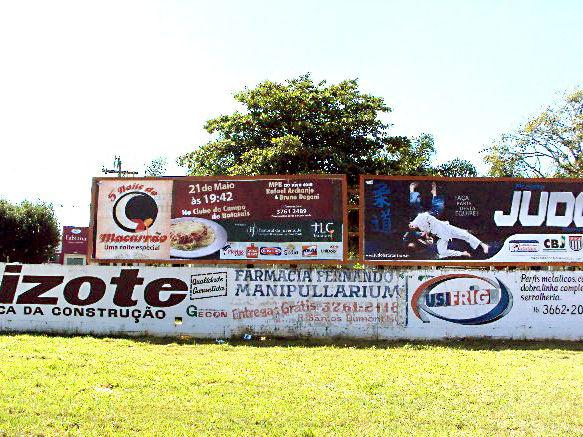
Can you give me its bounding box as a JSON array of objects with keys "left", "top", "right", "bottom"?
[{"left": 409, "top": 212, "right": 482, "bottom": 258}]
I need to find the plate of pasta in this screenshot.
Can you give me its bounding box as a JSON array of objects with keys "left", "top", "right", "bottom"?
[{"left": 169, "top": 217, "right": 228, "bottom": 258}]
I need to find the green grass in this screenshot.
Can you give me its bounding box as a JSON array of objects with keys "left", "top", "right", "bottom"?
[{"left": 0, "top": 335, "right": 582, "bottom": 436}]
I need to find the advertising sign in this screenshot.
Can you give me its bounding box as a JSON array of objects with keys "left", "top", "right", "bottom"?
[
  {"left": 406, "top": 269, "right": 583, "bottom": 340},
  {"left": 2, "top": 263, "right": 582, "bottom": 340},
  {"left": 0, "top": 263, "right": 231, "bottom": 338},
  {"left": 60, "top": 226, "right": 89, "bottom": 264},
  {"left": 0, "top": 264, "right": 405, "bottom": 339},
  {"left": 361, "top": 175, "right": 583, "bottom": 265},
  {"left": 231, "top": 268, "right": 407, "bottom": 338},
  {"left": 90, "top": 175, "right": 347, "bottom": 263},
  {"left": 61, "top": 226, "right": 88, "bottom": 255}
]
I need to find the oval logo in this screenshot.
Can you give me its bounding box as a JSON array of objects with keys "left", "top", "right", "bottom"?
[
  {"left": 71, "top": 228, "right": 81, "bottom": 234},
  {"left": 260, "top": 247, "right": 282, "bottom": 256},
  {"left": 411, "top": 274, "right": 512, "bottom": 325}
]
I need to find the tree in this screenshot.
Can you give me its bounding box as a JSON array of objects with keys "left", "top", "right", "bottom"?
[
  {"left": 0, "top": 199, "right": 60, "bottom": 263},
  {"left": 434, "top": 158, "right": 478, "bottom": 177},
  {"left": 483, "top": 89, "right": 583, "bottom": 177},
  {"left": 144, "top": 157, "right": 167, "bottom": 177},
  {"left": 178, "top": 74, "right": 435, "bottom": 185},
  {"left": 0, "top": 200, "right": 19, "bottom": 262}
]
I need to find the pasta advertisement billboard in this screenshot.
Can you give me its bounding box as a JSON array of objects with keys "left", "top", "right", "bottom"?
[{"left": 90, "top": 175, "right": 347, "bottom": 263}]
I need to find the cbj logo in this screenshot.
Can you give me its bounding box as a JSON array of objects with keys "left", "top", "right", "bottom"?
[
  {"left": 543, "top": 236, "right": 566, "bottom": 250},
  {"left": 113, "top": 192, "right": 159, "bottom": 233}
]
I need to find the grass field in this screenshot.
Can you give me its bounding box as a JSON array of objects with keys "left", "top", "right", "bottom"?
[{"left": 0, "top": 334, "right": 581, "bottom": 436}]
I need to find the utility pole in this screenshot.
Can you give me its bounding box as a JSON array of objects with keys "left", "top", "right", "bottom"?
[{"left": 102, "top": 156, "right": 139, "bottom": 177}]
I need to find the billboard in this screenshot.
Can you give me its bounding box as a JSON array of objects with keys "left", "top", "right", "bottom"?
[
  {"left": 2, "top": 263, "right": 582, "bottom": 341},
  {"left": 61, "top": 226, "right": 88, "bottom": 255},
  {"left": 90, "top": 175, "right": 347, "bottom": 264},
  {"left": 59, "top": 226, "right": 89, "bottom": 265},
  {"left": 360, "top": 175, "right": 583, "bottom": 265}
]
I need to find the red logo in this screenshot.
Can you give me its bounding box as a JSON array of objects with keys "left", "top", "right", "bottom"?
[
  {"left": 302, "top": 245, "right": 318, "bottom": 257},
  {"left": 246, "top": 244, "right": 259, "bottom": 258}
]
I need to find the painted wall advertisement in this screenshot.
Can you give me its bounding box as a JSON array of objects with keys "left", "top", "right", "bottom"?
[
  {"left": 406, "top": 269, "right": 583, "bottom": 340},
  {"left": 230, "top": 268, "right": 406, "bottom": 338},
  {"left": 361, "top": 176, "right": 583, "bottom": 264},
  {"left": 0, "top": 264, "right": 405, "bottom": 339},
  {"left": 1, "top": 263, "right": 582, "bottom": 340},
  {"left": 92, "top": 175, "right": 346, "bottom": 263}
]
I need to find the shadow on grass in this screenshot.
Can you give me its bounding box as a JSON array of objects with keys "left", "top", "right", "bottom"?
[{"left": 3, "top": 331, "right": 583, "bottom": 352}]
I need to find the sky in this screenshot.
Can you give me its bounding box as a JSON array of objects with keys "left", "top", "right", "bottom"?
[{"left": 0, "top": 0, "right": 582, "bottom": 228}]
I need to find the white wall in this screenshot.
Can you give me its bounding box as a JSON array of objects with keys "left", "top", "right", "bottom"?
[{"left": 0, "top": 264, "right": 581, "bottom": 340}]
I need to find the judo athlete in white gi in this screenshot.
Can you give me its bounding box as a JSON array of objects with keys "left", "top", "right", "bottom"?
[{"left": 409, "top": 212, "right": 489, "bottom": 258}]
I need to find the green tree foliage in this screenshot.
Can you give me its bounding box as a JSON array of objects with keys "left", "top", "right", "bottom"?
[
  {"left": 144, "top": 157, "right": 168, "bottom": 177},
  {"left": 178, "top": 74, "right": 435, "bottom": 185},
  {"left": 434, "top": 158, "right": 478, "bottom": 177},
  {"left": 484, "top": 89, "right": 583, "bottom": 177},
  {"left": 0, "top": 200, "right": 60, "bottom": 263}
]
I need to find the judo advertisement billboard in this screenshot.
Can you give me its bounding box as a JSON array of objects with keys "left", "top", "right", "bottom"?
[
  {"left": 90, "top": 175, "right": 347, "bottom": 264},
  {"left": 360, "top": 175, "right": 583, "bottom": 265}
]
